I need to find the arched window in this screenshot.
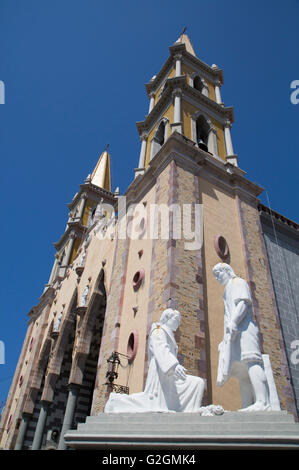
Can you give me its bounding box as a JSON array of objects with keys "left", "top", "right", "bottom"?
[
  {"left": 155, "top": 121, "right": 165, "bottom": 147},
  {"left": 193, "top": 76, "right": 203, "bottom": 93},
  {"left": 195, "top": 115, "right": 210, "bottom": 152},
  {"left": 150, "top": 119, "right": 168, "bottom": 161}
]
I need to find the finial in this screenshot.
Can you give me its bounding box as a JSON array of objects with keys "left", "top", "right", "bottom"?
[{"left": 179, "top": 26, "right": 187, "bottom": 37}]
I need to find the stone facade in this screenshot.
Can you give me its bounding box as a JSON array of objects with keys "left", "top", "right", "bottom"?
[
  {"left": 260, "top": 206, "right": 299, "bottom": 418},
  {"left": 1, "top": 35, "right": 298, "bottom": 451}
]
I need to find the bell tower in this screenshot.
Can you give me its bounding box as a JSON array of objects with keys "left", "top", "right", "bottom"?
[
  {"left": 46, "top": 148, "right": 114, "bottom": 286},
  {"left": 135, "top": 32, "right": 238, "bottom": 180},
  {"left": 1, "top": 33, "right": 297, "bottom": 451}
]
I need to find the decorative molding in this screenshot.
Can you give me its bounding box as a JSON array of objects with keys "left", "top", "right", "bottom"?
[{"left": 137, "top": 76, "right": 233, "bottom": 137}]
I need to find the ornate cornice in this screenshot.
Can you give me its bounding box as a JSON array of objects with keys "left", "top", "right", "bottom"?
[
  {"left": 258, "top": 203, "right": 298, "bottom": 231},
  {"left": 145, "top": 42, "right": 223, "bottom": 97},
  {"left": 53, "top": 223, "right": 86, "bottom": 251},
  {"left": 126, "top": 132, "right": 262, "bottom": 207},
  {"left": 68, "top": 183, "right": 116, "bottom": 211},
  {"left": 137, "top": 75, "right": 233, "bottom": 136}
]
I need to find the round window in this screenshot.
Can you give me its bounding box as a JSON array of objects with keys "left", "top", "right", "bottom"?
[
  {"left": 127, "top": 330, "right": 139, "bottom": 363},
  {"left": 133, "top": 269, "right": 145, "bottom": 291},
  {"left": 214, "top": 235, "right": 229, "bottom": 260}
]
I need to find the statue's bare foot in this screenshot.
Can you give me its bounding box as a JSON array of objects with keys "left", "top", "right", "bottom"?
[{"left": 238, "top": 402, "right": 271, "bottom": 412}]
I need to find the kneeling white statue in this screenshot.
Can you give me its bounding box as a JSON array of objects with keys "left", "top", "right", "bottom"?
[
  {"left": 105, "top": 308, "right": 223, "bottom": 415},
  {"left": 213, "top": 263, "right": 271, "bottom": 412}
]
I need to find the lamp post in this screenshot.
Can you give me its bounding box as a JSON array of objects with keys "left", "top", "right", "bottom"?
[{"left": 105, "top": 351, "right": 130, "bottom": 395}]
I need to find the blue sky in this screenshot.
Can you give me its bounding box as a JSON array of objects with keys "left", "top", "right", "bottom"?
[{"left": 0, "top": 0, "right": 298, "bottom": 409}]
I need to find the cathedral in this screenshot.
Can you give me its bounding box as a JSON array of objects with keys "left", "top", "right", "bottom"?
[{"left": 0, "top": 34, "right": 298, "bottom": 450}]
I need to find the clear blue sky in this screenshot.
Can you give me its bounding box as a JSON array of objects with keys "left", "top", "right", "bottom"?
[{"left": 0, "top": 0, "right": 298, "bottom": 409}]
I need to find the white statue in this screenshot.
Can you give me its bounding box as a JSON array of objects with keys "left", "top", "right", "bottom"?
[
  {"left": 53, "top": 312, "right": 63, "bottom": 333},
  {"left": 77, "top": 250, "right": 86, "bottom": 268},
  {"left": 80, "top": 285, "right": 89, "bottom": 307},
  {"left": 213, "top": 263, "right": 271, "bottom": 412},
  {"left": 104, "top": 308, "right": 223, "bottom": 415},
  {"left": 95, "top": 197, "right": 105, "bottom": 220}
]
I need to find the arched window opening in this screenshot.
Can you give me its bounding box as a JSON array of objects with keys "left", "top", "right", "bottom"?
[
  {"left": 150, "top": 120, "right": 168, "bottom": 161},
  {"left": 155, "top": 121, "right": 165, "bottom": 147},
  {"left": 196, "top": 116, "right": 209, "bottom": 152},
  {"left": 193, "top": 76, "right": 203, "bottom": 93}
]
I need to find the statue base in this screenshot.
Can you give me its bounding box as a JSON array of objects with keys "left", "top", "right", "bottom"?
[{"left": 64, "top": 410, "right": 299, "bottom": 450}]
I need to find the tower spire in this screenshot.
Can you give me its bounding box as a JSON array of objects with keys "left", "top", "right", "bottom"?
[
  {"left": 175, "top": 28, "right": 196, "bottom": 56},
  {"left": 91, "top": 147, "right": 111, "bottom": 191}
]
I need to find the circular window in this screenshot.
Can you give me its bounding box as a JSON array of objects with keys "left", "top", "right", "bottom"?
[
  {"left": 133, "top": 269, "right": 145, "bottom": 291},
  {"left": 214, "top": 235, "right": 229, "bottom": 260},
  {"left": 127, "top": 330, "right": 139, "bottom": 363}
]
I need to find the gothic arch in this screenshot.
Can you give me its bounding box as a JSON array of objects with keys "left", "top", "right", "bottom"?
[
  {"left": 40, "top": 289, "right": 78, "bottom": 402},
  {"left": 69, "top": 268, "right": 107, "bottom": 386}
]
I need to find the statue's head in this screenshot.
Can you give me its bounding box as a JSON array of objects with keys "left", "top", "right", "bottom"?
[
  {"left": 212, "top": 263, "right": 236, "bottom": 285},
  {"left": 159, "top": 308, "right": 181, "bottom": 331}
]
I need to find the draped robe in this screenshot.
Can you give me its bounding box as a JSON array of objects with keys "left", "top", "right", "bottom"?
[{"left": 104, "top": 322, "right": 205, "bottom": 413}]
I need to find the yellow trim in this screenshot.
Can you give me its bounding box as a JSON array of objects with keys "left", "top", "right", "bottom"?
[
  {"left": 82, "top": 198, "right": 95, "bottom": 227},
  {"left": 210, "top": 118, "right": 226, "bottom": 160},
  {"left": 69, "top": 237, "right": 81, "bottom": 264},
  {"left": 154, "top": 67, "right": 176, "bottom": 105},
  {"left": 144, "top": 104, "right": 173, "bottom": 168},
  {"left": 181, "top": 63, "right": 216, "bottom": 102}
]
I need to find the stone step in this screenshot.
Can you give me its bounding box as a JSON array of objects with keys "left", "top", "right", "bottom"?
[
  {"left": 78, "top": 426, "right": 299, "bottom": 439},
  {"left": 64, "top": 411, "right": 299, "bottom": 450},
  {"left": 84, "top": 410, "right": 294, "bottom": 424},
  {"left": 77, "top": 420, "right": 299, "bottom": 434}
]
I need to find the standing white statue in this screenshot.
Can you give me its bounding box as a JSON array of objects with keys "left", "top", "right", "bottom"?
[
  {"left": 213, "top": 263, "right": 271, "bottom": 412},
  {"left": 77, "top": 249, "right": 86, "bottom": 268},
  {"left": 80, "top": 285, "right": 89, "bottom": 307},
  {"left": 104, "top": 308, "right": 223, "bottom": 415},
  {"left": 53, "top": 312, "right": 63, "bottom": 333}
]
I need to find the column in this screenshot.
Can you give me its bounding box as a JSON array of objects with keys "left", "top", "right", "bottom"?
[
  {"left": 47, "top": 255, "right": 59, "bottom": 286},
  {"left": 31, "top": 401, "right": 49, "bottom": 450},
  {"left": 57, "top": 233, "right": 75, "bottom": 278},
  {"left": 15, "top": 413, "right": 30, "bottom": 450},
  {"left": 77, "top": 193, "right": 87, "bottom": 221},
  {"left": 58, "top": 385, "right": 79, "bottom": 450},
  {"left": 138, "top": 135, "right": 147, "bottom": 168},
  {"left": 148, "top": 93, "right": 155, "bottom": 114},
  {"left": 174, "top": 54, "right": 182, "bottom": 77},
  {"left": 207, "top": 127, "right": 219, "bottom": 156},
  {"left": 64, "top": 233, "right": 76, "bottom": 266},
  {"left": 224, "top": 121, "right": 234, "bottom": 156},
  {"left": 215, "top": 81, "right": 222, "bottom": 105},
  {"left": 224, "top": 121, "right": 238, "bottom": 166},
  {"left": 171, "top": 89, "right": 182, "bottom": 134}
]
